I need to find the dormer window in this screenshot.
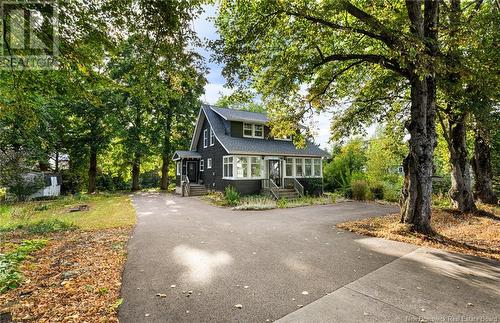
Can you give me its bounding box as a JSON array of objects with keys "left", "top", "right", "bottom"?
[{"left": 243, "top": 123, "right": 264, "bottom": 139}]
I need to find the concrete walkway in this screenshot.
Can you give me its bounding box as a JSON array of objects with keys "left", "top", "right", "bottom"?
[{"left": 119, "top": 193, "right": 500, "bottom": 322}]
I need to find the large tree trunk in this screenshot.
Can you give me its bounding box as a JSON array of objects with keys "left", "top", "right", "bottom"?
[
  {"left": 471, "top": 129, "right": 498, "bottom": 204},
  {"left": 400, "top": 75, "right": 436, "bottom": 233},
  {"left": 447, "top": 113, "right": 476, "bottom": 212},
  {"left": 88, "top": 147, "right": 97, "bottom": 194},
  {"left": 160, "top": 108, "right": 173, "bottom": 190},
  {"left": 131, "top": 154, "right": 140, "bottom": 191}
]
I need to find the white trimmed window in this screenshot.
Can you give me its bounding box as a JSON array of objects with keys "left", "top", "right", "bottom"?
[
  {"left": 305, "top": 159, "right": 312, "bottom": 177},
  {"left": 200, "top": 159, "right": 204, "bottom": 172},
  {"left": 176, "top": 161, "right": 181, "bottom": 175},
  {"left": 203, "top": 129, "right": 208, "bottom": 148},
  {"left": 313, "top": 159, "right": 322, "bottom": 177},
  {"left": 254, "top": 124, "right": 263, "bottom": 138},
  {"left": 236, "top": 157, "right": 249, "bottom": 178},
  {"left": 223, "top": 156, "right": 234, "bottom": 178},
  {"left": 285, "top": 158, "right": 294, "bottom": 177},
  {"left": 210, "top": 128, "right": 214, "bottom": 146},
  {"left": 243, "top": 123, "right": 264, "bottom": 139},
  {"left": 295, "top": 158, "right": 303, "bottom": 177},
  {"left": 207, "top": 158, "right": 212, "bottom": 169},
  {"left": 250, "top": 157, "right": 261, "bottom": 177}
]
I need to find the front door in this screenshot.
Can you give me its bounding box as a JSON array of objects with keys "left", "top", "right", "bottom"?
[
  {"left": 268, "top": 160, "right": 281, "bottom": 187},
  {"left": 187, "top": 161, "right": 197, "bottom": 183}
]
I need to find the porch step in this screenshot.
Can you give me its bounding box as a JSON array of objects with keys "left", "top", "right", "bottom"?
[
  {"left": 188, "top": 184, "right": 207, "bottom": 197},
  {"left": 264, "top": 188, "right": 301, "bottom": 200}
]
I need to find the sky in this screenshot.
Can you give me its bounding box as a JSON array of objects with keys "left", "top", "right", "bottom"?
[{"left": 192, "top": 5, "right": 336, "bottom": 150}]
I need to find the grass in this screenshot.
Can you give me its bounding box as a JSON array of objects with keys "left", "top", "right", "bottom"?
[
  {"left": 0, "top": 193, "right": 136, "bottom": 232},
  {"left": 337, "top": 206, "right": 500, "bottom": 260}
]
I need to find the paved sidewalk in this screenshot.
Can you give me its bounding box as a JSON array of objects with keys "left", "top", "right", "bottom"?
[{"left": 278, "top": 247, "right": 500, "bottom": 322}]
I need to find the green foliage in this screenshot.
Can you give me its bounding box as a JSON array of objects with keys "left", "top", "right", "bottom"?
[
  {"left": 323, "top": 138, "right": 366, "bottom": 194},
  {"left": 276, "top": 198, "right": 288, "bottom": 209},
  {"left": 17, "top": 220, "right": 78, "bottom": 234},
  {"left": 224, "top": 186, "right": 240, "bottom": 206},
  {"left": 382, "top": 182, "right": 402, "bottom": 203},
  {"left": 351, "top": 179, "right": 369, "bottom": 201},
  {"left": 0, "top": 239, "right": 47, "bottom": 293},
  {"left": 370, "top": 182, "right": 384, "bottom": 200}
]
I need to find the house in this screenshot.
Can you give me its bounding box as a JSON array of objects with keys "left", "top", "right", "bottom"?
[
  {"left": 27, "top": 172, "right": 61, "bottom": 199},
  {"left": 173, "top": 105, "right": 330, "bottom": 198}
]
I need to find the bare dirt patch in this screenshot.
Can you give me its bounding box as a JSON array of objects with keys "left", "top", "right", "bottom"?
[
  {"left": 337, "top": 208, "right": 500, "bottom": 261},
  {"left": 0, "top": 228, "right": 131, "bottom": 322}
]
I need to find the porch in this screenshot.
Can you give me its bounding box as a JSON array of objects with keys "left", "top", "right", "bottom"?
[{"left": 172, "top": 151, "right": 207, "bottom": 196}]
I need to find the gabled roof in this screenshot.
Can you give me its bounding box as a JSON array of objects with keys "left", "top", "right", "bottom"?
[
  {"left": 172, "top": 150, "right": 201, "bottom": 160},
  {"left": 211, "top": 106, "right": 268, "bottom": 124},
  {"left": 190, "top": 104, "right": 330, "bottom": 158}
]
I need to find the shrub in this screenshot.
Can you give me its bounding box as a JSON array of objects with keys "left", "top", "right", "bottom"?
[
  {"left": 351, "top": 179, "right": 369, "bottom": 201},
  {"left": 224, "top": 186, "right": 240, "bottom": 206},
  {"left": 276, "top": 198, "right": 288, "bottom": 208},
  {"left": 370, "top": 182, "right": 384, "bottom": 200},
  {"left": 383, "top": 182, "right": 401, "bottom": 203}
]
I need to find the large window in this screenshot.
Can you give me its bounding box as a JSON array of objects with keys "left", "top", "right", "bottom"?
[
  {"left": 223, "top": 156, "right": 233, "bottom": 178},
  {"left": 223, "top": 155, "right": 263, "bottom": 179},
  {"left": 243, "top": 123, "right": 264, "bottom": 139},
  {"left": 236, "top": 157, "right": 249, "bottom": 178},
  {"left": 295, "top": 158, "right": 303, "bottom": 177},
  {"left": 314, "top": 159, "right": 321, "bottom": 177},
  {"left": 305, "top": 159, "right": 312, "bottom": 177},
  {"left": 203, "top": 129, "right": 208, "bottom": 148},
  {"left": 251, "top": 157, "right": 261, "bottom": 177},
  {"left": 210, "top": 128, "right": 215, "bottom": 146},
  {"left": 285, "top": 158, "right": 294, "bottom": 177}
]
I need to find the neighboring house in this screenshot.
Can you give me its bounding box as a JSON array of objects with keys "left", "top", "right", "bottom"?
[
  {"left": 26, "top": 172, "right": 61, "bottom": 199},
  {"left": 173, "top": 105, "right": 330, "bottom": 198}
]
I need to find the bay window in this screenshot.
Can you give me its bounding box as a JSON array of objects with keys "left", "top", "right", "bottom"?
[
  {"left": 236, "top": 157, "right": 249, "bottom": 178},
  {"left": 251, "top": 157, "right": 261, "bottom": 177},
  {"left": 223, "top": 156, "right": 233, "bottom": 178}
]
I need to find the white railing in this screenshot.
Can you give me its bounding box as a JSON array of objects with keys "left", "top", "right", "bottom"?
[
  {"left": 181, "top": 175, "right": 190, "bottom": 197},
  {"left": 293, "top": 178, "right": 304, "bottom": 197}
]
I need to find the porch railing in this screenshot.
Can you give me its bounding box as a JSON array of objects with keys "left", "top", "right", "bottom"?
[
  {"left": 293, "top": 178, "right": 304, "bottom": 197},
  {"left": 181, "top": 175, "right": 190, "bottom": 197},
  {"left": 261, "top": 179, "right": 279, "bottom": 199}
]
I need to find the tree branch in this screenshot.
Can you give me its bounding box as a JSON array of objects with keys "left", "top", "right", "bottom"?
[
  {"left": 282, "top": 9, "right": 388, "bottom": 43},
  {"left": 340, "top": 1, "right": 401, "bottom": 49},
  {"left": 313, "top": 53, "right": 408, "bottom": 76}
]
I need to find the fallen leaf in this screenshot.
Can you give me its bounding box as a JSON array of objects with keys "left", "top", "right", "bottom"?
[{"left": 234, "top": 304, "right": 243, "bottom": 309}]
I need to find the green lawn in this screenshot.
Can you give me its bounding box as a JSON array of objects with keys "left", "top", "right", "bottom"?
[{"left": 0, "top": 194, "right": 136, "bottom": 231}]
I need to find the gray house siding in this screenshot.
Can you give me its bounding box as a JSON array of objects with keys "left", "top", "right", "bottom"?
[{"left": 196, "top": 117, "right": 229, "bottom": 191}]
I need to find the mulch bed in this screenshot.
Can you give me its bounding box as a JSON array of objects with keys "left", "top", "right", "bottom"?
[
  {"left": 337, "top": 208, "right": 500, "bottom": 261},
  {"left": 0, "top": 228, "right": 132, "bottom": 322}
]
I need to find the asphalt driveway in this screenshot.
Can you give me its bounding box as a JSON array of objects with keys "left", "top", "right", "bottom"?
[{"left": 119, "top": 193, "right": 500, "bottom": 322}]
